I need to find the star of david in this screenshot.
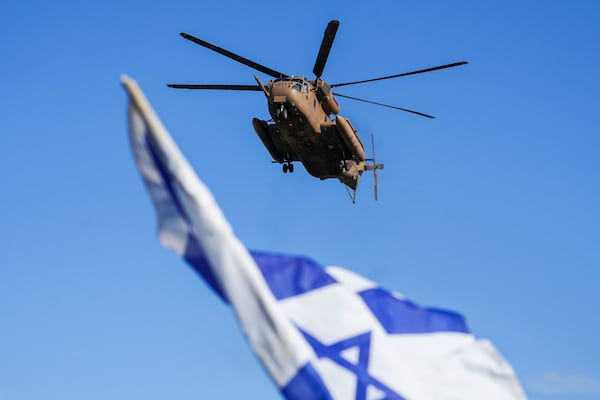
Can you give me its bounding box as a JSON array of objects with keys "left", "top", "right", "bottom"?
[{"left": 300, "top": 329, "right": 405, "bottom": 400}]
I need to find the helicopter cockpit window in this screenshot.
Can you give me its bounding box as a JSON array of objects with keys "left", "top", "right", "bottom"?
[{"left": 292, "top": 82, "right": 303, "bottom": 92}]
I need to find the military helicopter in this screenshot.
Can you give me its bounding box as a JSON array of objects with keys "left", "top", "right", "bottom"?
[{"left": 168, "top": 20, "right": 467, "bottom": 201}]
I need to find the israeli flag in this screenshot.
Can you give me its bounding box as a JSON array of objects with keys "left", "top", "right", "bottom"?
[{"left": 122, "top": 75, "right": 527, "bottom": 400}]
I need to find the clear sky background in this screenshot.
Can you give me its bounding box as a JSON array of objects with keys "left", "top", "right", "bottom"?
[{"left": 2, "top": 1, "right": 599, "bottom": 399}]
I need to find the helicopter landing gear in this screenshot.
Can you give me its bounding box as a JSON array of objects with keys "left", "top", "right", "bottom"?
[
  {"left": 276, "top": 104, "right": 288, "bottom": 120},
  {"left": 339, "top": 159, "right": 353, "bottom": 172},
  {"left": 282, "top": 161, "right": 294, "bottom": 173}
]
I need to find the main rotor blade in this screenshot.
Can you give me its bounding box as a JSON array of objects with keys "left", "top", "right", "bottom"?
[
  {"left": 167, "top": 84, "right": 261, "bottom": 91},
  {"left": 330, "top": 61, "right": 468, "bottom": 88},
  {"left": 180, "top": 32, "right": 288, "bottom": 79},
  {"left": 374, "top": 171, "right": 378, "bottom": 201},
  {"left": 371, "top": 133, "right": 376, "bottom": 162},
  {"left": 313, "top": 20, "right": 340, "bottom": 78},
  {"left": 333, "top": 92, "right": 434, "bottom": 118}
]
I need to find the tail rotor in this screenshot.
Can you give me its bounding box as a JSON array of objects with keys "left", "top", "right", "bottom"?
[{"left": 365, "top": 134, "right": 384, "bottom": 201}]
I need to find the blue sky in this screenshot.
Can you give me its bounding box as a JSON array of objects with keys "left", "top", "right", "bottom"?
[{"left": 1, "top": 1, "right": 599, "bottom": 399}]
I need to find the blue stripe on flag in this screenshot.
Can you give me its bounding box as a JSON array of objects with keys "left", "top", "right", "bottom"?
[
  {"left": 251, "top": 252, "right": 337, "bottom": 300},
  {"left": 179, "top": 245, "right": 337, "bottom": 303},
  {"left": 281, "top": 363, "right": 333, "bottom": 400},
  {"left": 144, "top": 129, "right": 229, "bottom": 301},
  {"left": 145, "top": 133, "right": 191, "bottom": 225},
  {"left": 183, "top": 233, "right": 227, "bottom": 301},
  {"left": 359, "top": 288, "right": 469, "bottom": 334}
]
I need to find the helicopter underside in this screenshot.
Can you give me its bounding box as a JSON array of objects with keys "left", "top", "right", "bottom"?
[{"left": 252, "top": 116, "right": 364, "bottom": 191}]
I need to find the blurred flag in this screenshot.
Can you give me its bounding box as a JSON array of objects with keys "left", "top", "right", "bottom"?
[{"left": 122, "top": 75, "right": 527, "bottom": 400}]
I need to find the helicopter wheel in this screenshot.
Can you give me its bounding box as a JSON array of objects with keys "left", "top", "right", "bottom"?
[
  {"left": 277, "top": 105, "right": 288, "bottom": 120},
  {"left": 282, "top": 164, "right": 288, "bottom": 173},
  {"left": 289, "top": 163, "right": 294, "bottom": 173}
]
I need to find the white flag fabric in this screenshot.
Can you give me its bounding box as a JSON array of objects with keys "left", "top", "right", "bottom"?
[{"left": 122, "top": 75, "right": 527, "bottom": 400}]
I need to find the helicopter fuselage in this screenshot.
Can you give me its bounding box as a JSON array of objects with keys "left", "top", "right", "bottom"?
[{"left": 252, "top": 76, "right": 366, "bottom": 190}]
